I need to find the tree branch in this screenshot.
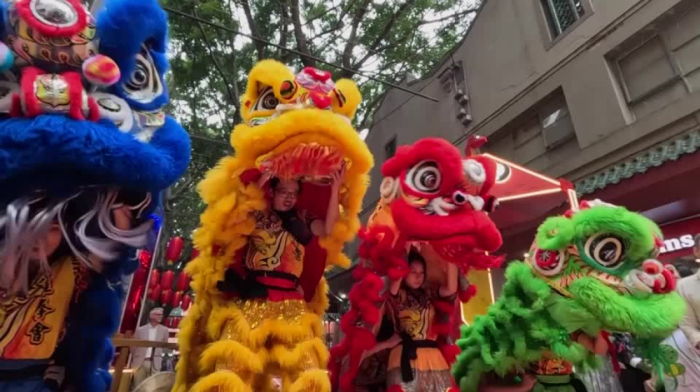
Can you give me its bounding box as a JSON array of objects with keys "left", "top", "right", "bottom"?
[
  {"left": 278, "top": 1, "right": 289, "bottom": 59},
  {"left": 311, "top": 0, "right": 354, "bottom": 40},
  {"left": 194, "top": 8, "right": 239, "bottom": 128},
  {"left": 419, "top": 8, "right": 478, "bottom": 26},
  {"left": 241, "top": 0, "right": 265, "bottom": 60},
  {"left": 342, "top": 0, "right": 371, "bottom": 72},
  {"left": 350, "top": 0, "right": 417, "bottom": 72},
  {"left": 289, "top": 0, "right": 315, "bottom": 67},
  {"left": 302, "top": 1, "right": 343, "bottom": 27},
  {"left": 358, "top": 91, "right": 385, "bottom": 128}
]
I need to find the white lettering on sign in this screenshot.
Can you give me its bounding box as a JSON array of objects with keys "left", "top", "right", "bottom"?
[{"left": 660, "top": 234, "right": 696, "bottom": 254}]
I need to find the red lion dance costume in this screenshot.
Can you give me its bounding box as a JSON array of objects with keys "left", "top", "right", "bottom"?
[{"left": 330, "top": 137, "right": 505, "bottom": 392}]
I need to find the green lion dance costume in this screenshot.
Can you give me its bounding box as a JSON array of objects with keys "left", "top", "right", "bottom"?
[{"left": 453, "top": 200, "right": 685, "bottom": 392}]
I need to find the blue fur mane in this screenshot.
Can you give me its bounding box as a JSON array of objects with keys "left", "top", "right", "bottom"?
[
  {"left": 96, "top": 0, "right": 170, "bottom": 111},
  {"left": 0, "top": 115, "right": 190, "bottom": 204}
]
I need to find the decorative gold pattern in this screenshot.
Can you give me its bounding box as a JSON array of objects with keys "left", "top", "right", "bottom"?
[{"left": 238, "top": 299, "right": 306, "bottom": 330}]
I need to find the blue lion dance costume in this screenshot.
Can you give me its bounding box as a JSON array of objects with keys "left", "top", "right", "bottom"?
[{"left": 0, "top": 0, "right": 190, "bottom": 391}]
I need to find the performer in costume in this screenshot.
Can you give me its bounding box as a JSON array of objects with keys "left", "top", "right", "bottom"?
[
  {"left": 330, "top": 137, "right": 505, "bottom": 392},
  {"left": 385, "top": 250, "right": 458, "bottom": 391},
  {"left": 0, "top": 0, "right": 190, "bottom": 390},
  {"left": 226, "top": 169, "right": 346, "bottom": 302},
  {"left": 453, "top": 200, "right": 686, "bottom": 392},
  {"left": 174, "top": 60, "right": 374, "bottom": 392}
]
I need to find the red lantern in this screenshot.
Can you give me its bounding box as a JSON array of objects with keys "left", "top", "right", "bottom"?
[
  {"left": 181, "top": 294, "right": 192, "bottom": 311},
  {"left": 165, "top": 237, "right": 184, "bottom": 263},
  {"left": 160, "top": 289, "right": 172, "bottom": 306},
  {"left": 176, "top": 272, "right": 189, "bottom": 292},
  {"left": 171, "top": 291, "right": 183, "bottom": 308},
  {"left": 149, "top": 269, "right": 160, "bottom": 289},
  {"left": 160, "top": 270, "right": 175, "bottom": 290},
  {"left": 191, "top": 248, "right": 200, "bottom": 260},
  {"left": 150, "top": 284, "right": 162, "bottom": 302}
]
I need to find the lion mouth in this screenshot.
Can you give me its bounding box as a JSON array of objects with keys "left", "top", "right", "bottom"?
[
  {"left": 259, "top": 142, "right": 345, "bottom": 183},
  {"left": 432, "top": 242, "right": 503, "bottom": 268}
]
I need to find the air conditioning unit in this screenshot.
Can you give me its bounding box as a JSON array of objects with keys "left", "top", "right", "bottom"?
[
  {"left": 438, "top": 65, "right": 458, "bottom": 92},
  {"left": 454, "top": 89, "right": 469, "bottom": 106},
  {"left": 456, "top": 108, "right": 469, "bottom": 120}
]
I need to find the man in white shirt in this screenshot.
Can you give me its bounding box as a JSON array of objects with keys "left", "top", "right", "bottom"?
[
  {"left": 644, "top": 259, "right": 700, "bottom": 392},
  {"left": 130, "top": 308, "right": 169, "bottom": 390},
  {"left": 678, "top": 238, "right": 700, "bottom": 350}
]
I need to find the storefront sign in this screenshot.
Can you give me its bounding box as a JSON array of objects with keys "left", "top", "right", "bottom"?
[
  {"left": 658, "top": 216, "right": 700, "bottom": 261},
  {"left": 660, "top": 234, "right": 695, "bottom": 254}
]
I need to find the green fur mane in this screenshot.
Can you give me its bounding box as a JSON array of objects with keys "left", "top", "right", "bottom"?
[
  {"left": 452, "top": 263, "right": 595, "bottom": 391},
  {"left": 452, "top": 205, "right": 685, "bottom": 392}
]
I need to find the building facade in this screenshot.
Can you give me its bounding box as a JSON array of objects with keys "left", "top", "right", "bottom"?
[{"left": 329, "top": 0, "right": 700, "bottom": 296}]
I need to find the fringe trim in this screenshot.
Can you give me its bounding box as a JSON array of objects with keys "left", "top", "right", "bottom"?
[
  {"left": 206, "top": 302, "right": 323, "bottom": 347},
  {"left": 267, "top": 338, "right": 330, "bottom": 370},
  {"left": 190, "top": 371, "right": 251, "bottom": 392},
  {"left": 289, "top": 369, "right": 332, "bottom": 392},
  {"left": 200, "top": 339, "right": 264, "bottom": 374}
]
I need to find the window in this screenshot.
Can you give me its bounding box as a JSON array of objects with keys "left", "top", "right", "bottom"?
[
  {"left": 613, "top": 2, "right": 700, "bottom": 118},
  {"left": 385, "top": 137, "right": 397, "bottom": 159},
  {"left": 491, "top": 91, "right": 576, "bottom": 164},
  {"left": 541, "top": 0, "right": 585, "bottom": 38},
  {"left": 538, "top": 99, "right": 574, "bottom": 149}
]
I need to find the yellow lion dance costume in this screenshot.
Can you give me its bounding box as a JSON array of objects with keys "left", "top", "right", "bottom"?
[{"left": 173, "top": 60, "right": 373, "bottom": 392}]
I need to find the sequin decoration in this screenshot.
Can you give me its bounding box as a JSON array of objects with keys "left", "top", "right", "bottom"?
[
  {"left": 387, "top": 368, "right": 453, "bottom": 392},
  {"left": 237, "top": 299, "right": 306, "bottom": 330}
]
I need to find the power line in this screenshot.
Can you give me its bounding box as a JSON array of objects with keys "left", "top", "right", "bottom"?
[
  {"left": 189, "top": 133, "right": 231, "bottom": 147},
  {"left": 163, "top": 6, "right": 438, "bottom": 102}
]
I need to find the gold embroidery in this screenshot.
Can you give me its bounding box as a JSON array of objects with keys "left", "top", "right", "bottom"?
[{"left": 238, "top": 299, "right": 306, "bottom": 330}]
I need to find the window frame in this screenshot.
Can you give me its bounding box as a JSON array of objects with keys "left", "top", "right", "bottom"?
[
  {"left": 536, "top": 0, "right": 593, "bottom": 49},
  {"left": 613, "top": 34, "right": 687, "bottom": 106}
]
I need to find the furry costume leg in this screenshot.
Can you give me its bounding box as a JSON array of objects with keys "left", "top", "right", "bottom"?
[{"left": 192, "top": 297, "right": 329, "bottom": 392}]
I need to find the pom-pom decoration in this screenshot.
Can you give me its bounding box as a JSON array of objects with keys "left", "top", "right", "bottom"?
[{"left": 82, "top": 55, "right": 121, "bottom": 86}]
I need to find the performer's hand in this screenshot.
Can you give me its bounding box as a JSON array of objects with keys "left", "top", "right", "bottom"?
[
  {"left": 331, "top": 162, "right": 346, "bottom": 191},
  {"left": 258, "top": 171, "right": 272, "bottom": 188}
]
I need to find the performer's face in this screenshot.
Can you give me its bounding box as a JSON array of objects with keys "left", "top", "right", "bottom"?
[
  {"left": 30, "top": 206, "right": 134, "bottom": 259},
  {"left": 272, "top": 180, "right": 300, "bottom": 211},
  {"left": 405, "top": 260, "right": 425, "bottom": 289},
  {"left": 33, "top": 223, "right": 64, "bottom": 259}
]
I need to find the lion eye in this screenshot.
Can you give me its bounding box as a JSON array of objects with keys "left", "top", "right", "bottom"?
[
  {"left": 405, "top": 161, "right": 441, "bottom": 194},
  {"left": 584, "top": 233, "right": 625, "bottom": 269}
]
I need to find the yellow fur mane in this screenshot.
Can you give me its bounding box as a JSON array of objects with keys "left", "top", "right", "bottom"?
[{"left": 174, "top": 60, "right": 373, "bottom": 391}]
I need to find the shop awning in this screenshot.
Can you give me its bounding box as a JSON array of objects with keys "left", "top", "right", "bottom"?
[{"left": 485, "top": 153, "right": 574, "bottom": 231}]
